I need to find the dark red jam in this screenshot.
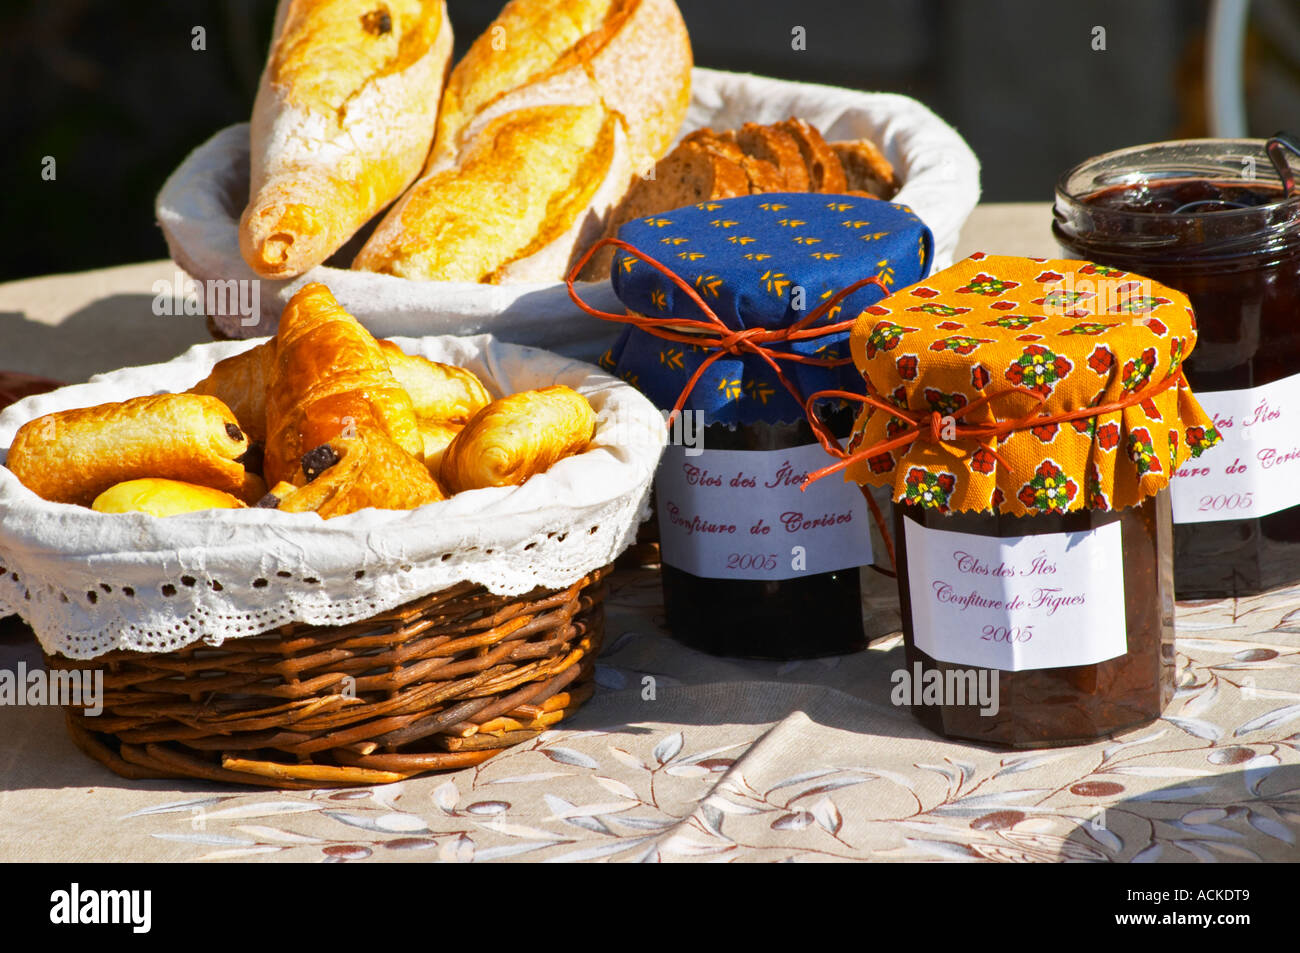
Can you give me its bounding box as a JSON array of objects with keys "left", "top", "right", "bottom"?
[
  {"left": 1055, "top": 150, "right": 1300, "bottom": 598},
  {"left": 660, "top": 411, "right": 867, "bottom": 659},
  {"left": 894, "top": 495, "right": 1174, "bottom": 748}
]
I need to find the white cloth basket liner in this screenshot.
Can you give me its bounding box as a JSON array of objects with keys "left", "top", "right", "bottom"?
[
  {"left": 157, "top": 67, "right": 981, "bottom": 363},
  {"left": 0, "top": 336, "right": 666, "bottom": 660}
]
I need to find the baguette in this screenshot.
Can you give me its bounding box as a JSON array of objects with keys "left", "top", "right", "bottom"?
[
  {"left": 353, "top": 0, "right": 691, "bottom": 283},
  {"left": 239, "top": 0, "right": 453, "bottom": 279}
]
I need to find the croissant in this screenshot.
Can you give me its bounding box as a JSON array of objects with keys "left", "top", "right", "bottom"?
[
  {"left": 6, "top": 394, "right": 251, "bottom": 506},
  {"left": 92, "top": 478, "right": 247, "bottom": 517},
  {"left": 265, "top": 283, "right": 424, "bottom": 486},
  {"left": 188, "top": 340, "right": 278, "bottom": 444},
  {"left": 376, "top": 340, "right": 490, "bottom": 423},
  {"left": 417, "top": 419, "right": 461, "bottom": 476},
  {"left": 440, "top": 385, "right": 595, "bottom": 493},
  {"left": 239, "top": 0, "right": 453, "bottom": 278},
  {"left": 270, "top": 429, "right": 444, "bottom": 518}
]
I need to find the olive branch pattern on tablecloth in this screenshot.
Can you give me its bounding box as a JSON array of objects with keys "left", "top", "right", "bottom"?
[{"left": 124, "top": 570, "right": 1300, "bottom": 863}]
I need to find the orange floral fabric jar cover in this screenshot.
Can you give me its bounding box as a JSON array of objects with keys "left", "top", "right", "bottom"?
[{"left": 842, "top": 253, "right": 1223, "bottom": 514}]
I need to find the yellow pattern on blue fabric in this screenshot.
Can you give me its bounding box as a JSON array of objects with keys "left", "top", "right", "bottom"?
[
  {"left": 760, "top": 271, "right": 790, "bottom": 296},
  {"left": 744, "top": 379, "right": 775, "bottom": 404},
  {"left": 695, "top": 273, "right": 723, "bottom": 298},
  {"left": 717, "top": 378, "right": 742, "bottom": 400}
]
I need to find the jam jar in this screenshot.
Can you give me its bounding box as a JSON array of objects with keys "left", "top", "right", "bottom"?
[
  {"left": 659, "top": 407, "right": 868, "bottom": 659},
  {"left": 894, "top": 493, "right": 1174, "bottom": 747},
  {"left": 837, "top": 254, "right": 1222, "bottom": 746},
  {"left": 1054, "top": 139, "right": 1300, "bottom": 598},
  {"left": 588, "top": 191, "right": 934, "bottom": 660}
]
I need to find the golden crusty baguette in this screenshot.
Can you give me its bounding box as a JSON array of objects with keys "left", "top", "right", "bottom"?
[
  {"left": 354, "top": 0, "right": 691, "bottom": 283},
  {"left": 7, "top": 394, "right": 251, "bottom": 506},
  {"left": 239, "top": 0, "right": 453, "bottom": 279},
  {"left": 429, "top": 0, "right": 690, "bottom": 172},
  {"left": 376, "top": 340, "right": 490, "bottom": 423},
  {"left": 92, "top": 479, "right": 247, "bottom": 517},
  {"left": 354, "top": 104, "right": 624, "bottom": 282},
  {"left": 776, "top": 117, "right": 847, "bottom": 192},
  {"left": 440, "top": 385, "right": 595, "bottom": 493}
]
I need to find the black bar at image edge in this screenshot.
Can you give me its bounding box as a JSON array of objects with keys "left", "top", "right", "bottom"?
[{"left": 0, "top": 861, "right": 1279, "bottom": 937}]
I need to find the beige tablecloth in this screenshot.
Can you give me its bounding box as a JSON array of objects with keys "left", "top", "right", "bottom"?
[{"left": 3, "top": 205, "right": 1298, "bottom": 863}]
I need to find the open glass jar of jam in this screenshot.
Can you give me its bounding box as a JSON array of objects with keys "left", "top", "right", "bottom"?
[
  {"left": 1054, "top": 139, "right": 1300, "bottom": 598},
  {"left": 830, "top": 254, "right": 1221, "bottom": 746},
  {"left": 580, "top": 191, "right": 934, "bottom": 659}
]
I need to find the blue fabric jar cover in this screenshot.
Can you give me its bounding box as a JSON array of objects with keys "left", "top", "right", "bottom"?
[{"left": 596, "top": 192, "right": 935, "bottom": 426}]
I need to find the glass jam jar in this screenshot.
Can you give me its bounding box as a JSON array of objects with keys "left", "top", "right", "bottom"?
[
  {"left": 838, "top": 254, "right": 1222, "bottom": 747},
  {"left": 585, "top": 190, "right": 935, "bottom": 660},
  {"left": 894, "top": 494, "right": 1175, "bottom": 747},
  {"left": 659, "top": 408, "right": 868, "bottom": 659},
  {"left": 1054, "top": 140, "right": 1300, "bottom": 598}
]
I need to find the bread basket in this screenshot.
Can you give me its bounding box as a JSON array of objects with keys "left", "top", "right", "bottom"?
[
  {"left": 157, "top": 67, "right": 981, "bottom": 361},
  {"left": 0, "top": 335, "right": 665, "bottom": 787}
]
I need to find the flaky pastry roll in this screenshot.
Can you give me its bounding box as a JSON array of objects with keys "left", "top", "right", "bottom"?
[
  {"left": 92, "top": 478, "right": 248, "bottom": 517},
  {"left": 440, "top": 385, "right": 595, "bottom": 493},
  {"left": 7, "top": 394, "right": 251, "bottom": 506}
]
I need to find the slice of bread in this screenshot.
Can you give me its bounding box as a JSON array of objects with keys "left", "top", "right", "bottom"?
[
  {"left": 683, "top": 129, "right": 784, "bottom": 194},
  {"left": 575, "top": 117, "right": 900, "bottom": 280},
  {"left": 829, "top": 139, "right": 899, "bottom": 198},
  {"left": 734, "top": 122, "right": 810, "bottom": 191},
  {"left": 577, "top": 135, "right": 750, "bottom": 279},
  {"left": 773, "top": 117, "right": 846, "bottom": 193}
]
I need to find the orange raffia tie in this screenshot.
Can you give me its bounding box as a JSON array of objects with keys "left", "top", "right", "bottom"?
[
  {"left": 800, "top": 368, "right": 1188, "bottom": 490},
  {"left": 566, "top": 237, "right": 889, "bottom": 425}
]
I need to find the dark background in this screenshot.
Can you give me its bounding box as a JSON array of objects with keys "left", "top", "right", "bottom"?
[{"left": 3, "top": 0, "right": 1299, "bottom": 283}]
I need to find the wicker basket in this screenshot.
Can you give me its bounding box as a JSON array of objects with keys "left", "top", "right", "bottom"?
[{"left": 49, "top": 566, "right": 610, "bottom": 789}]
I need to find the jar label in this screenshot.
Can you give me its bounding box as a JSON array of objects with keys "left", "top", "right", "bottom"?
[
  {"left": 1171, "top": 371, "right": 1300, "bottom": 523},
  {"left": 902, "top": 515, "right": 1127, "bottom": 671},
  {"left": 655, "top": 443, "right": 873, "bottom": 580}
]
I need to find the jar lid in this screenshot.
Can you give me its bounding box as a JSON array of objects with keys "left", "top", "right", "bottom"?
[
  {"left": 610, "top": 192, "right": 933, "bottom": 330},
  {"left": 843, "top": 253, "right": 1223, "bottom": 514},
  {"left": 598, "top": 192, "right": 935, "bottom": 426}
]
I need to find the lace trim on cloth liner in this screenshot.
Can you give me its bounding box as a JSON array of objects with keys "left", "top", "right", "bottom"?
[{"left": 0, "top": 335, "right": 664, "bottom": 660}]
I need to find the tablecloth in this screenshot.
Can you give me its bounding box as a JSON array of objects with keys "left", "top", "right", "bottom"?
[{"left": 3, "top": 205, "right": 1297, "bottom": 863}]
